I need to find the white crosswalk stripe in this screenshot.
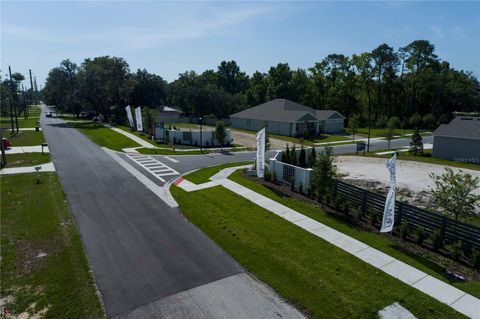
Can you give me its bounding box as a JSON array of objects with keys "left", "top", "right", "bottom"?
[{"left": 127, "top": 154, "right": 179, "bottom": 182}]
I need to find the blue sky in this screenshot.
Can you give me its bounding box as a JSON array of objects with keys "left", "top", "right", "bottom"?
[{"left": 1, "top": 1, "right": 479, "bottom": 87}]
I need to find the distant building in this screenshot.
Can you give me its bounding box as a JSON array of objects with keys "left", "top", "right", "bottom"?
[
  {"left": 229, "top": 99, "right": 345, "bottom": 137},
  {"left": 432, "top": 116, "right": 480, "bottom": 163},
  {"left": 156, "top": 105, "right": 182, "bottom": 123}
]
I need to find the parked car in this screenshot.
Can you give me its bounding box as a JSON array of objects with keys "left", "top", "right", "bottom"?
[
  {"left": 45, "top": 112, "right": 52, "bottom": 117},
  {"left": 2, "top": 137, "right": 11, "bottom": 149}
]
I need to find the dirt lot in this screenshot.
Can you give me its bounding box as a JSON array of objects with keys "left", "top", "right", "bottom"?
[{"left": 336, "top": 156, "right": 480, "bottom": 208}]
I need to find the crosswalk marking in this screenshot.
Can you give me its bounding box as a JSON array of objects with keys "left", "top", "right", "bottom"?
[
  {"left": 164, "top": 156, "right": 179, "bottom": 163},
  {"left": 127, "top": 154, "right": 179, "bottom": 183}
]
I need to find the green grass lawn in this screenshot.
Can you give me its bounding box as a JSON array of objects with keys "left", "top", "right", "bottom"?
[
  {"left": 137, "top": 147, "right": 209, "bottom": 155},
  {"left": 232, "top": 127, "right": 350, "bottom": 145},
  {"left": 165, "top": 122, "right": 216, "bottom": 130},
  {"left": 4, "top": 153, "right": 51, "bottom": 168},
  {"left": 349, "top": 128, "right": 431, "bottom": 138},
  {"left": 363, "top": 149, "right": 480, "bottom": 171},
  {"left": 229, "top": 170, "right": 480, "bottom": 298},
  {"left": 1, "top": 173, "right": 104, "bottom": 318},
  {"left": 0, "top": 117, "right": 40, "bottom": 129},
  {"left": 70, "top": 122, "right": 140, "bottom": 151},
  {"left": 183, "top": 161, "right": 252, "bottom": 184},
  {"left": 116, "top": 125, "right": 157, "bottom": 145},
  {"left": 1, "top": 130, "right": 45, "bottom": 146},
  {"left": 171, "top": 183, "right": 467, "bottom": 318}
]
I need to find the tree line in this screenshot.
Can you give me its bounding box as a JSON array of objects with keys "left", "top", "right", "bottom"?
[{"left": 41, "top": 40, "right": 479, "bottom": 126}]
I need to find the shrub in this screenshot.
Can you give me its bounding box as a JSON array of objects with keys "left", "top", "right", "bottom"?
[
  {"left": 299, "top": 183, "right": 304, "bottom": 194},
  {"left": 334, "top": 196, "right": 343, "bottom": 211},
  {"left": 471, "top": 248, "right": 480, "bottom": 270},
  {"left": 307, "top": 185, "right": 315, "bottom": 198},
  {"left": 400, "top": 220, "right": 410, "bottom": 240},
  {"left": 290, "top": 176, "right": 296, "bottom": 191},
  {"left": 414, "top": 227, "right": 427, "bottom": 245},
  {"left": 264, "top": 168, "right": 271, "bottom": 182},
  {"left": 431, "top": 229, "right": 443, "bottom": 251},
  {"left": 344, "top": 201, "right": 351, "bottom": 215},
  {"left": 448, "top": 241, "right": 464, "bottom": 260},
  {"left": 355, "top": 207, "right": 363, "bottom": 222},
  {"left": 272, "top": 170, "right": 277, "bottom": 183},
  {"left": 369, "top": 209, "right": 378, "bottom": 225}
]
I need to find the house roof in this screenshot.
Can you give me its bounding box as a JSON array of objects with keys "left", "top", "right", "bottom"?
[
  {"left": 229, "top": 99, "right": 344, "bottom": 122},
  {"left": 433, "top": 116, "right": 480, "bottom": 140},
  {"left": 160, "top": 105, "right": 181, "bottom": 113}
]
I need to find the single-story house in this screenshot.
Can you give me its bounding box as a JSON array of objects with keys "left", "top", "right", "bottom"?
[
  {"left": 432, "top": 116, "right": 480, "bottom": 163},
  {"left": 156, "top": 105, "right": 182, "bottom": 123},
  {"left": 229, "top": 99, "right": 345, "bottom": 136}
]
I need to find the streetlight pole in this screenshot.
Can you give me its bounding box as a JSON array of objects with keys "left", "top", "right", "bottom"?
[{"left": 199, "top": 117, "right": 203, "bottom": 154}]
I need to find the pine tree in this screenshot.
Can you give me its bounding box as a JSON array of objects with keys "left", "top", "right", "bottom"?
[
  {"left": 308, "top": 147, "right": 317, "bottom": 168},
  {"left": 283, "top": 144, "right": 291, "bottom": 163},
  {"left": 299, "top": 145, "right": 306, "bottom": 168},
  {"left": 290, "top": 145, "right": 297, "bottom": 166},
  {"left": 409, "top": 128, "right": 423, "bottom": 156}
]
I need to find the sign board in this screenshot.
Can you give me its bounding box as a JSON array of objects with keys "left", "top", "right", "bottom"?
[
  {"left": 135, "top": 107, "right": 143, "bottom": 131},
  {"left": 356, "top": 142, "right": 366, "bottom": 152},
  {"left": 125, "top": 105, "right": 134, "bottom": 128},
  {"left": 380, "top": 154, "right": 397, "bottom": 233},
  {"left": 256, "top": 128, "right": 265, "bottom": 178}
]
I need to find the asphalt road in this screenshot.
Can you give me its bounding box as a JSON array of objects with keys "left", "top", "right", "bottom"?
[
  {"left": 41, "top": 109, "right": 244, "bottom": 317},
  {"left": 144, "top": 135, "right": 433, "bottom": 179}
]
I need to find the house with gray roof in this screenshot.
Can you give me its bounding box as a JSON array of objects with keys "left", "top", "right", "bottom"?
[
  {"left": 432, "top": 116, "right": 480, "bottom": 163},
  {"left": 229, "top": 99, "right": 345, "bottom": 137}
]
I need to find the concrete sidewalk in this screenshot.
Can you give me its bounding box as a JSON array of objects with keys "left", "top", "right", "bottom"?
[
  {"left": 5, "top": 145, "right": 49, "bottom": 154},
  {"left": 110, "top": 127, "right": 156, "bottom": 148},
  {"left": 175, "top": 166, "right": 479, "bottom": 319},
  {"left": 0, "top": 162, "right": 55, "bottom": 175}
]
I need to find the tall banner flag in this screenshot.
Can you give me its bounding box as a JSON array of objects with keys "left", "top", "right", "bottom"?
[
  {"left": 125, "top": 105, "right": 134, "bottom": 128},
  {"left": 256, "top": 128, "right": 266, "bottom": 178},
  {"left": 135, "top": 107, "right": 143, "bottom": 132},
  {"left": 380, "top": 153, "right": 397, "bottom": 233}
]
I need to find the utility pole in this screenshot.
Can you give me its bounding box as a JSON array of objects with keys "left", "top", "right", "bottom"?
[
  {"left": 8, "top": 66, "right": 19, "bottom": 133},
  {"left": 29, "top": 69, "right": 34, "bottom": 109},
  {"left": 21, "top": 84, "right": 28, "bottom": 118},
  {"left": 34, "top": 76, "right": 38, "bottom": 104}
]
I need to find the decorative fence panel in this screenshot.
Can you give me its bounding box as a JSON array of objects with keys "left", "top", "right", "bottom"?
[{"left": 334, "top": 180, "right": 480, "bottom": 251}]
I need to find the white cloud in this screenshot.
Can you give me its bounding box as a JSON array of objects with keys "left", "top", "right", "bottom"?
[
  {"left": 1, "top": 24, "right": 61, "bottom": 43},
  {"left": 78, "top": 5, "right": 271, "bottom": 50}
]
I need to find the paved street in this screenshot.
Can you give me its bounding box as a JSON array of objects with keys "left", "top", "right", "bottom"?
[{"left": 40, "top": 106, "right": 304, "bottom": 318}]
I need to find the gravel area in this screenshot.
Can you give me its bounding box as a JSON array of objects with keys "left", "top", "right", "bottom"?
[{"left": 336, "top": 156, "right": 480, "bottom": 196}]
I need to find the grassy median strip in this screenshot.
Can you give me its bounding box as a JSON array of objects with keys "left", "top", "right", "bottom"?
[
  {"left": 229, "top": 171, "right": 480, "bottom": 298},
  {"left": 1, "top": 173, "right": 104, "bottom": 318},
  {"left": 4, "top": 153, "right": 51, "bottom": 168},
  {"left": 183, "top": 161, "right": 252, "bottom": 184},
  {"left": 171, "top": 184, "right": 465, "bottom": 319},
  {"left": 70, "top": 122, "right": 140, "bottom": 151},
  {"left": 137, "top": 148, "right": 208, "bottom": 155}
]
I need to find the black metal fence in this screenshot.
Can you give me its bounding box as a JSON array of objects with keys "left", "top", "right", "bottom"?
[{"left": 332, "top": 180, "right": 480, "bottom": 252}]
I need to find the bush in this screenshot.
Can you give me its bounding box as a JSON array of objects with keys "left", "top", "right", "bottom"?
[
  {"left": 334, "top": 196, "right": 344, "bottom": 211},
  {"left": 355, "top": 207, "right": 363, "bottom": 222},
  {"left": 264, "top": 168, "right": 271, "bottom": 182},
  {"left": 471, "top": 248, "right": 480, "bottom": 270},
  {"left": 375, "top": 116, "right": 388, "bottom": 128},
  {"left": 344, "top": 201, "right": 351, "bottom": 215},
  {"left": 307, "top": 185, "right": 315, "bottom": 198},
  {"left": 272, "top": 170, "right": 277, "bottom": 183},
  {"left": 290, "top": 176, "right": 296, "bottom": 191},
  {"left": 369, "top": 209, "right": 378, "bottom": 225},
  {"left": 414, "top": 227, "right": 427, "bottom": 245},
  {"left": 448, "top": 241, "right": 464, "bottom": 261},
  {"left": 299, "top": 183, "right": 304, "bottom": 194},
  {"left": 431, "top": 229, "right": 443, "bottom": 251},
  {"left": 400, "top": 220, "right": 410, "bottom": 240}
]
